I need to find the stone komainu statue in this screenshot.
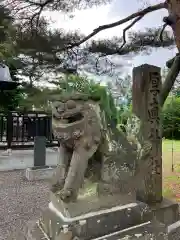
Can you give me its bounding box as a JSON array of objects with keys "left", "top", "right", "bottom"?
[{"left": 50, "top": 93, "right": 149, "bottom": 202}]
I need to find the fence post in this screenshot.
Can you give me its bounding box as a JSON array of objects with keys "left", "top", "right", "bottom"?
[{"left": 6, "top": 112, "right": 13, "bottom": 149}]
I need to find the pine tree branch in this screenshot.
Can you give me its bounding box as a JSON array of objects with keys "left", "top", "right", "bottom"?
[
  {"left": 60, "top": 2, "right": 166, "bottom": 51},
  {"left": 119, "top": 15, "right": 144, "bottom": 51}
]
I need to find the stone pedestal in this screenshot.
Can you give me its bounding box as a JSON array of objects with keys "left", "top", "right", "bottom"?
[
  {"left": 27, "top": 220, "right": 167, "bottom": 240},
  {"left": 25, "top": 166, "right": 55, "bottom": 181},
  {"left": 150, "top": 198, "right": 179, "bottom": 226},
  {"left": 35, "top": 192, "right": 169, "bottom": 240}
]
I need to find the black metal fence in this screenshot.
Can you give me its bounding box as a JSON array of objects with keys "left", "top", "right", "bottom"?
[{"left": 0, "top": 111, "right": 58, "bottom": 149}]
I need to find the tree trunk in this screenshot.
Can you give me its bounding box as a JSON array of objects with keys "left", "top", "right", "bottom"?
[
  {"left": 159, "top": 0, "right": 180, "bottom": 106},
  {"left": 167, "top": 0, "right": 180, "bottom": 51},
  {"left": 160, "top": 55, "right": 180, "bottom": 107}
]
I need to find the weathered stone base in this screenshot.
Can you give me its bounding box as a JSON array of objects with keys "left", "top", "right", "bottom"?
[
  {"left": 11, "top": 218, "right": 180, "bottom": 240},
  {"left": 25, "top": 166, "right": 55, "bottom": 181},
  {"left": 11, "top": 195, "right": 180, "bottom": 240},
  {"left": 28, "top": 220, "right": 168, "bottom": 240},
  {"left": 90, "top": 221, "right": 167, "bottom": 240},
  {"left": 38, "top": 192, "right": 165, "bottom": 240},
  {"left": 9, "top": 193, "right": 180, "bottom": 239},
  {"left": 150, "top": 198, "right": 179, "bottom": 226}
]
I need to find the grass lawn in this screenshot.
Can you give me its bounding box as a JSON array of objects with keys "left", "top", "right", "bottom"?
[{"left": 163, "top": 139, "right": 180, "bottom": 202}]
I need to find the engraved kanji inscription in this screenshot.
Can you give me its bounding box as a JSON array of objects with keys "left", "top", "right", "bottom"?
[
  {"left": 148, "top": 107, "right": 159, "bottom": 119},
  {"left": 148, "top": 129, "right": 161, "bottom": 140},
  {"left": 150, "top": 73, "right": 160, "bottom": 89},
  {"left": 150, "top": 89, "right": 160, "bottom": 96},
  {"left": 150, "top": 97, "right": 158, "bottom": 105}
]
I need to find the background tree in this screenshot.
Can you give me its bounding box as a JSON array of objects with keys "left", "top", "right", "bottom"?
[
  {"left": 18, "top": 74, "right": 119, "bottom": 126},
  {"left": 2, "top": 0, "right": 180, "bottom": 113},
  {"left": 0, "top": 5, "right": 23, "bottom": 111},
  {"left": 3, "top": 0, "right": 176, "bottom": 90},
  {"left": 162, "top": 96, "right": 180, "bottom": 139}
]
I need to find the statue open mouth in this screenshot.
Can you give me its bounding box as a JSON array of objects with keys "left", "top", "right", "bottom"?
[
  {"left": 54, "top": 111, "right": 84, "bottom": 127},
  {"left": 64, "top": 112, "right": 84, "bottom": 123}
]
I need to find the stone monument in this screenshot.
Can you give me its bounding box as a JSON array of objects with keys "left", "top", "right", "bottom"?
[
  {"left": 12, "top": 64, "right": 180, "bottom": 239},
  {"left": 132, "top": 64, "right": 162, "bottom": 203},
  {"left": 130, "top": 65, "right": 179, "bottom": 226}
]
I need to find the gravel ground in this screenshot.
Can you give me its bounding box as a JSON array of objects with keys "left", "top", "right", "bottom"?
[{"left": 0, "top": 170, "right": 49, "bottom": 240}]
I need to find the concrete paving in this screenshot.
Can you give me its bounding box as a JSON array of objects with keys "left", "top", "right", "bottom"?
[{"left": 0, "top": 148, "right": 58, "bottom": 171}]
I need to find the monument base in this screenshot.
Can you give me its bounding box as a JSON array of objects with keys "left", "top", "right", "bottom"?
[
  {"left": 11, "top": 214, "right": 180, "bottom": 240},
  {"left": 36, "top": 192, "right": 169, "bottom": 240},
  {"left": 25, "top": 166, "right": 55, "bottom": 181},
  {"left": 150, "top": 198, "right": 179, "bottom": 226},
  {"left": 11, "top": 193, "right": 180, "bottom": 239},
  {"left": 26, "top": 219, "right": 167, "bottom": 240}
]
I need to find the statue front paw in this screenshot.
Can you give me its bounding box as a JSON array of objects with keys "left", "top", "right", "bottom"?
[
  {"left": 51, "top": 181, "right": 65, "bottom": 193},
  {"left": 57, "top": 188, "right": 73, "bottom": 202}
]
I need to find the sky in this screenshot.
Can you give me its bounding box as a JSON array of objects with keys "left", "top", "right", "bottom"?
[{"left": 44, "top": 0, "right": 177, "bottom": 77}]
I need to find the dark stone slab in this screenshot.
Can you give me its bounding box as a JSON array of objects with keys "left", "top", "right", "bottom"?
[{"left": 34, "top": 136, "right": 46, "bottom": 167}]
